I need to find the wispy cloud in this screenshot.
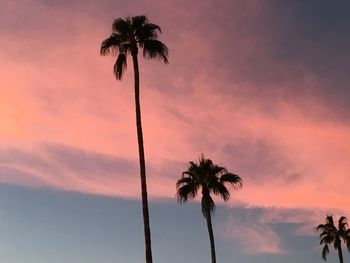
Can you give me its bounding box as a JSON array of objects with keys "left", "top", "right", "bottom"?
[
  {"left": 0, "top": 144, "right": 180, "bottom": 199},
  {"left": 217, "top": 206, "right": 347, "bottom": 255},
  {"left": 220, "top": 212, "right": 286, "bottom": 255},
  {"left": 0, "top": 145, "right": 140, "bottom": 197}
]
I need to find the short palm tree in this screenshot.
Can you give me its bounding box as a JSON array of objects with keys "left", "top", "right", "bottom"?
[
  {"left": 317, "top": 215, "right": 350, "bottom": 263},
  {"left": 176, "top": 155, "right": 242, "bottom": 263},
  {"left": 100, "top": 15, "right": 168, "bottom": 263}
]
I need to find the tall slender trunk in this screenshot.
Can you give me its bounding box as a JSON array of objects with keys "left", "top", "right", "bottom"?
[
  {"left": 337, "top": 245, "right": 343, "bottom": 263},
  {"left": 132, "top": 52, "right": 153, "bottom": 263},
  {"left": 206, "top": 212, "right": 217, "bottom": 263}
]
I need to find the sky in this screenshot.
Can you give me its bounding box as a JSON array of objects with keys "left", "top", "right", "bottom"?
[{"left": 0, "top": 0, "right": 350, "bottom": 262}]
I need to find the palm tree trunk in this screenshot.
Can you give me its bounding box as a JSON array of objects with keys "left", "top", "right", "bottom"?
[
  {"left": 206, "top": 213, "right": 217, "bottom": 263},
  {"left": 337, "top": 245, "right": 343, "bottom": 263},
  {"left": 132, "top": 52, "right": 153, "bottom": 263}
]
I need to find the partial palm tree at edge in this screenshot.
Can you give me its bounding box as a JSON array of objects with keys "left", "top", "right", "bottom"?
[
  {"left": 100, "top": 15, "right": 168, "bottom": 263},
  {"left": 316, "top": 215, "right": 350, "bottom": 263},
  {"left": 176, "top": 154, "right": 242, "bottom": 263}
]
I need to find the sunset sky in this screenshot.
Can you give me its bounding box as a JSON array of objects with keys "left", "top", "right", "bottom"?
[{"left": 1, "top": 0, "right": 350, "bottom": 262}]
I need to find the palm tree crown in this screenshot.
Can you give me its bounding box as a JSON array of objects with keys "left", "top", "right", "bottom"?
[
  {"left": 317, "top": 215, "right": 350, "bottom": 263},
  {"left": 176, "top": 154, "right": 242, "bottom": 217},
  {"left": 100, "top": 15, "right": 168, "bottom": 80}
]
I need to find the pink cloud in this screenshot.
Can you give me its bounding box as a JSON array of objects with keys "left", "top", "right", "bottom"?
[{"left": 0, "top": 0, "right": 350, "bottom": 222}]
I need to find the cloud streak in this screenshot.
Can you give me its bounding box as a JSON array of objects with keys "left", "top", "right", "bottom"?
[{"left": 219, "top": 210, "right": 286, "bottom": 255}]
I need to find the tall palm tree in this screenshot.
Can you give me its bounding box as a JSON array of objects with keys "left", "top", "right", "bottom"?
[
  {"left": 100, "top": 15, "right": 168, "bottom": 263},
  {"left": 317, "top": 215, "right": 350, "bottom": 263},
  {"left": 176, "top": 155, "right": 242, "bottom": 263}
]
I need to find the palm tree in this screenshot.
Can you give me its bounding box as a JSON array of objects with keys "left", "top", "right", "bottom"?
[
  {"left": 100, "top": 15, "right": 168, "bottom": 263},
  {"left": 176, "top": 155, "right": 242, "bottom": 263},
  {"left": 316, "top": 215, "right": 350, "bottom": 263}
]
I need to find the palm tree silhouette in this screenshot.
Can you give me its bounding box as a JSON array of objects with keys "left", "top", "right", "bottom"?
[
  {"left": 176, "top": 155, "right": 242, "bottom": 263},
  {"left": 100, "top": 15, "right": 168, "bottom": 263},
  {"left": 317, "top": 215, "right": 350, "bottom": 263}
]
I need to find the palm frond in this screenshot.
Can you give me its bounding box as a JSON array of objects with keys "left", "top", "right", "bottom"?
[
  {"left": 320, "top": 235, "right": 334, "bottom": 245},
  {"left": 334, "top": 238, "right": 341, "bottom": 249},
  {"left": 132, "top": 15, "right": 148, "bottom": 29},
  {"left": 189, "top": 161, "right": 197, "bottom": 167},
  {"left": 211, "top": 164, "right": 226, "bottom": 175},
  {"left": 211, "top": 181, "right": 230, "bottom": 201},
  {"left": 176, "top": 176, "right": 194, "bottom": 188},
  {"left": 176, "top": 184, "right": 198, "bottom": 203},
  {"left": 176, "top": 169, "right": 199, "bottom": 204},
  {"left": 322, "top": 244, "right": 329, "bottom": 261},
  {"left": 181, "top": 170, "right": 197, "bottom": 181},
  {"left": 346, "top": 236, "right": 350, "bottom": 252},
  {"left": 100, "top": 33, "right": 121, "bottom": 56},
  {"left": 200, "top": 155, "right": 213, "bottom": 170},
  {"left": 137, "top": 23, "right": 162, "bottom": 42},
  {"left": 317, "top": 224, "right": 327, "bottom": 232},
  {"left": 185, "top": 162, "right": 200, "bottom": 179},
  {"left": 142, "top": 39, "right": 169, "bottom": 63},
  {"left": 144, "top": 23, "right": 162, "bottom": 34},
  {"left": 220, "top": 173, "right": 243, "bottom": 189},
  {"left": 340, "top": 228, "right": 350, "bottom": 248},
  {"left": 345, "top": 229, "right": 350, "bottom": 236},
  {"left": 319, "top": 230, "right": 329, "bottom": 238},
  {"left": 338, "top": 216, "right": 348, "bottom": 231},
  {"left": 112, "top": 17, "right": 130, "bottom": 35},
  {"left": 326, "top": 215, "right": 335, "bottom": 226},
  {"left": 113, "top": 53, "right": 127, "bottom": 80}
]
